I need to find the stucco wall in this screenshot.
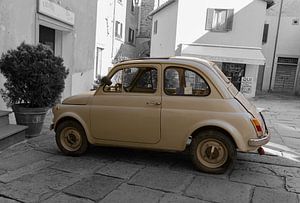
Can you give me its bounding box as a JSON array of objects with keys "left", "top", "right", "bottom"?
[
  {"left": 0, "top": 0, "right": 98, "bottom": 110},
  {"left": 176, "top": 0, "right": 266, "bottom": 48},
  {"left": 0, "top": 0, "right": 36, "bottom": 110},
  {"left": 262, "top": 14, "right": 300, "bottom": 91},
  {"left": 150, "top": 1, "right": 178, "bottom": 57}
]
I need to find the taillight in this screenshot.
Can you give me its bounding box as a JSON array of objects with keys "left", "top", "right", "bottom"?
[{"left": 251, "top": 118, "right": 263, "bottom": 136}]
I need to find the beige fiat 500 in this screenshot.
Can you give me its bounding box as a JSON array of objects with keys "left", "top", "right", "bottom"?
[{"left": 51, "top": 56, "right": 270, "bottom": 173}]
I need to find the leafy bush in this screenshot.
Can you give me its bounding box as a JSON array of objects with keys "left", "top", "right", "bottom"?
[{"left": 0, "top": 42, "right": 69, "bottom": 108}]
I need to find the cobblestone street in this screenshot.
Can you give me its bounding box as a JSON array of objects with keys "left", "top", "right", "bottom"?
[{"left": 0, "top": 93, "right": 300, "bottom": 203}]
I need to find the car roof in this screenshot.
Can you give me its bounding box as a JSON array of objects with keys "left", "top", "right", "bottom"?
[{"left": 117, "top": 56, "right": 214, "bottom": 69}]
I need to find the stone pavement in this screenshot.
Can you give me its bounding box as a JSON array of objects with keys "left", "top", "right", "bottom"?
[{"left": 0, "top": 93, "right": 299, "bottom": 203}]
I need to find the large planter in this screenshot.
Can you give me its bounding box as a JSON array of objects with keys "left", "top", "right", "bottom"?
[{"left": 12, "top": 105, "right": 49, "bottom": 137}]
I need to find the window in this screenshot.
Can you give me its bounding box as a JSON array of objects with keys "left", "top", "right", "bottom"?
[
  {"left": 153, "top": 20, "right": 158, "bottom": 35},
  {"left": 164, "top": 67, "right": 210, "bottom": 96},
  {"left": 205, "top": 8, "right": 234, "bottom": 32},
  {"left": 262, "top": 24, "right": 269, "bottom": 43},
  {"left": 115, "top": 21, "right": 123, "bottom": 38},
  {"left": 104, "top": 69, "right": 123, "bottom": 92},
  {"left": 104, "top": 67, "right": 158, "bottom": 93},
  {"left": 131, "top": 0, "right": 134, "bottom": 12},
  {"left": 95, "top": 47, "right": 103, "bottom": 79},
  {"left": 128, "top": 28, "right": 135, "bottom": 44},
  {"left": 117, "top": 0, "right": 122, "bottom": 4}
]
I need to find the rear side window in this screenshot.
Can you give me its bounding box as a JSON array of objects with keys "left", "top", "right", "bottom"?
[{"left": 164, "top": 67, "right": 210, "bottom": 96}]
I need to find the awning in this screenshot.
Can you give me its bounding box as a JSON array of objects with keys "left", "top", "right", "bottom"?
[{"left": 179, "top": 44, "right": 266, "bottom": 65}]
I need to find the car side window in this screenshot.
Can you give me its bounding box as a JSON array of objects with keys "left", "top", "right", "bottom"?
[
  {"left": 124, "top": 67, "right": 157, "bottom": 93},
  {"left": 164, "top": 67, "right": 210, "bottom": 96},
  {"left": 104, "top": 67, "right": 158, "bottom": 93},
  {"left": 104, "top": 69, "right": 123, "bottom": 92}
]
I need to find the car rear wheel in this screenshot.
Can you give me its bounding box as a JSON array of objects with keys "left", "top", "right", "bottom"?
[
  {"left": 191, "top": 130, "right": 236, "bottom": 174},
  {"left": 55, "top": 120, "right": 88, "bottom": 156}
]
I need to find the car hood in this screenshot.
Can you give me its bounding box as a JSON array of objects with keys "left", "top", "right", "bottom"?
[{"left": 62, "top": 91, "right": 95, "bottom": 105}]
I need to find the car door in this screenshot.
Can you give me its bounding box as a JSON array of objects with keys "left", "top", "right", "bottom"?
[{"left": 90, "top": 64, "right": 161, "bottom": 144}]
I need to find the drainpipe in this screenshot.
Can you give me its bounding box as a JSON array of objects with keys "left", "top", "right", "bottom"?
[
  {"left": 268, "top": 0, "right": 283, "bottom": 92},
  {"left": 111, "top": 0, "right": 117, "bottom": 58},
  {"left": 137, "top": 1, "right": 142, "bottom": 36}
]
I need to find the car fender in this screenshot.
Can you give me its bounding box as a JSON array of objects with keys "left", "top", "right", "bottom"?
[
  {"left": 185, "top": 119, "right": 248, "bottom": 151},
  {"left": 55, "top": 112, "right": 95, "bottom": 144}
]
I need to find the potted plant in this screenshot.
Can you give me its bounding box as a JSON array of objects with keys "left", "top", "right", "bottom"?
[{"left": 0, "top": 42, "right": 69, "bottom": 137}]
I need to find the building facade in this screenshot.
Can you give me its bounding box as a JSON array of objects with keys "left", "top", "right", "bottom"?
[
  {"left": 0, "top": 0, "right": 155, "bottom": 110},
  {"left": 0, "top": 0, "right": 98, "bottom": 110},
  {"left": 260, "top": 0, "right": 300, "bottom": 95},
  {"left": 150, "top": 0, "right": 273, "bottom": 97},
  {"left": 94, "top": 0, "right": 154, "bottom": 78}
]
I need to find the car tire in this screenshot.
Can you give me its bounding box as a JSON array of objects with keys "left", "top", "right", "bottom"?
[
  {"left": 55, "top": 120, "right": 88, "bottom": 156},
  {"left": 191, "top": 130, "right": 236, "bottom": 174}
]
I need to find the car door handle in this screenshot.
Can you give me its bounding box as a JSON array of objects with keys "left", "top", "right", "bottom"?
[{"left": 146, "top": 101, "right": 161, "bottom": 105}]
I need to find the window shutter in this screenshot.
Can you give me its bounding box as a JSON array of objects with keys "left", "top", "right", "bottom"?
[
  {"left": 205, "top": 8, "right": 214, "bottom": 30},
  {"left": 120, "top": 23, "right": 123, "bottom": 38},
  {"left": 262, "top": 24, "right": 269, "bottom": 43},
  {"left": 115, "top": 22, "right": 118, "bottom": 37},
  {"left": 226, "top": 9, "right": 234, "bottom": 31}
]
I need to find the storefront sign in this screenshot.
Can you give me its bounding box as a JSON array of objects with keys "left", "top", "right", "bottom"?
[
  {"left": 240, "top": 77, "right": 253, "bottom": 94},
  {"left": 38, "top": 0, "right": 75, "bottom": 26}
]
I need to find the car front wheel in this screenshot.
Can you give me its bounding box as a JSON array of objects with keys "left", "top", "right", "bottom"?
[
  {"left": 55, "top": 120, "right": 88, "bottom": 156},
  {"left": 191, "top": 130, "right": 236, "bottom": 174}
]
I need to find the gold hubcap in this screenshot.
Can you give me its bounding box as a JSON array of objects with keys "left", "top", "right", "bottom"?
[
  {"left": 197, "top": 139, "right": 228, "bottom": 168},
  {"left": 60, "top": 127, "right": 82, "bottom": 152}
]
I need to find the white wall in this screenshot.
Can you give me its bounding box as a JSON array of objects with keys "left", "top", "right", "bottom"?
[
  {"left": 176, "top": 0, "right": 266, "bottom": 48},
  {"left": 262, "top": 16, "right": 300, "bottom": 91},
  {"left": 150, "top": 1, "right": 178, "bottom": 57},
  {"left": 0, "top": 0, "right": 36, "bottom": 110}
]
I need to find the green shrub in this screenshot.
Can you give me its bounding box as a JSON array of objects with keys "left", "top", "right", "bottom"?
[{"left": 0, "top": 42, "right": 69, "bottom": 108}]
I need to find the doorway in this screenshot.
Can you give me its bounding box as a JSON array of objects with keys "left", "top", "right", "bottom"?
[
  {"left": 39, "top": 25, "right": 55, "bottom": 54},
  {"left": 222, "top": 63, "right": 246, "bottom": 90}
]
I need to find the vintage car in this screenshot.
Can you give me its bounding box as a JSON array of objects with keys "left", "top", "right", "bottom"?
[{"left": 51, "top": 56, "right": 270, "bottom": 173}]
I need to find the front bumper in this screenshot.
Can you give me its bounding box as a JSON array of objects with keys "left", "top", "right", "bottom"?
[{"left": 248, "top": 133, "right": 271, "bottom": 147}]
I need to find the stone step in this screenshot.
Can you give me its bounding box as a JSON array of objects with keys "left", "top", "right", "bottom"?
[
  {"left": 0, "top": 124, "right": 28, "bottom": 151},
  {"left": 0, "top": 111, "right": 11, "bottom": 128}
]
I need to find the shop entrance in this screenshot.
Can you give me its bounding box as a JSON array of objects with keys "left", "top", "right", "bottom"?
[
  {"left": 222, "top": 63, "right": 246, "bottom": 90},
  {"left": 39, "top": 25, "right": 55, "bottom": 54},
  {"left": 274, "top": 57, "right": 298, "bottom": 93}
]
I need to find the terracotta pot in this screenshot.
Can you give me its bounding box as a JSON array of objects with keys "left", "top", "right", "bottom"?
[{"left": 12, "top": 104, "right": 49, "bottom": 138}]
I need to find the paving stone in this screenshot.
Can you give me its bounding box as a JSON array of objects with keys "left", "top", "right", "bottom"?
[
  {"left": 0, "top": 169, "right": 6, "bottom": 176},
  {"left": 170, "top": 158, "right": 231, "bottom": 180},
  {"left": 0, "top": 160, "right": 54, "bottom": 183},
  {"left": 230, "top": 169, "right": 284, "bottom": 189},
  {"left": 50, "top": 157, "right": 107, "bottom": 174},
  {"left": 100, "top": 183, "right": 164, "bottom": 203},
  {"left": 96, "top": 161, "right": 144, "bottom": 179},
  {"left": 0, "top": 143, "right": 32, "bottom": 159},
  {"left": 235, "top": 160, "right": 300, "bottom": 178},
  {"left": 185, "top": 176, "right": 252, "bottom": 203},
  {"left": 0, "top": 197, "right": 19, "bottom": 203},
  {"left": 252, "top": 187, "right": 298, "bottom": 203},
  {"left": 0, "top": 168, "right": 81, "bottom": 202},
  {"left": 27, "top": 133, "right": 58, "bottom": 153},
  {"left": 0, "top": 149, "right": 52, "bottom": 170},
  {"left": 64, "top": 175, "right": 122, "bottom": 201},
  {"left": 286, "top": 177, "right": 300, "bottom": 193},
  {"left": 159, "top": 193, "right": 207, "bottom": 203},
  {"left": 237, "top": 152, "right": 300, "bottom": 168},
  {"left": 43, "top": 193, "right": 94, "bottom": 203},
  {"left": 129, "top": 167, "right": 194, "bottom": 193}
]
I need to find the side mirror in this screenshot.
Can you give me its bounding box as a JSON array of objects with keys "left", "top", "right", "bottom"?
[{"left": 101, "top": 76, "right": 112, "bottom": 86}]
